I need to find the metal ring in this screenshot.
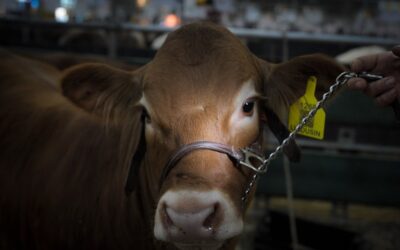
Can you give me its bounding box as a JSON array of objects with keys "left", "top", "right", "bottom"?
[{"left": 239, "top": 148, "right": 267, "bottom": 173}]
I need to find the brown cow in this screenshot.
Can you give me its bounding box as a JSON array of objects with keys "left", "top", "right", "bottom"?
[{"left": 0, "top": 23, "right": 343, "bottom": 250}]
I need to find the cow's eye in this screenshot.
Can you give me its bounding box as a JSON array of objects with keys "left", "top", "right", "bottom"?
[{"left": 242, "top": 101, "right": 255, "bottom": 116}]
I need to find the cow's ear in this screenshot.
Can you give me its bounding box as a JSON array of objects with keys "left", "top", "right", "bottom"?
[
  {"left": 260, "top": 54, "right": 345, "bottom": 113},
  {"left": 258, "top": 54, "right": 344, "bottom": 162},
  {"left": 61, "top": 63, "right": 140, "bottom": 114}
]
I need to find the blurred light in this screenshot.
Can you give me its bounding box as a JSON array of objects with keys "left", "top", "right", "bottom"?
[
  {"left": 163, "top": 14, "right": 181, "bottom": 28},
  {"left": 31, "top": 0, "right": 39, "bottom": 9},
  {"left": 55, "top": 7, "right": 69, "bottom": 22},
  {"left": 136, "top": 0, "right": 148, "bottom": 9},
  {"left": 61, "top": 0, "right": 75, "bottom": 9}
]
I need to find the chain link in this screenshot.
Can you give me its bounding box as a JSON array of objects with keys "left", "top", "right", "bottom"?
[{"left": 241, "top": 71, "right": 357, "bottom": 205}]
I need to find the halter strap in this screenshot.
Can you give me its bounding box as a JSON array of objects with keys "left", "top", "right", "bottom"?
[
  {"left": 158, "top": 141, "right": 244, "bottom": 189},
  {"left": 125, "top": 112, "right": 147, "bottom": 195}
]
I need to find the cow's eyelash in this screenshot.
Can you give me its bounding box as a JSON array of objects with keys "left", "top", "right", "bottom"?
[
  {"left": 250, "top": 95, "right": 267, "bottom": 102},
  {"left": 242, "top": 95, "right": 265, "bottom": 107}
]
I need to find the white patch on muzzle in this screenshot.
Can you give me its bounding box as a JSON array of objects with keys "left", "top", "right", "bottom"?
[{"left": 154, "top": 190, "right": 243, "bottom": 249}]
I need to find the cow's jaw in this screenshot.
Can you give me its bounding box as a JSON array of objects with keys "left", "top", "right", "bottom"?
[{"left": 154, "top": 190, "right": 243, "bottom": 249}]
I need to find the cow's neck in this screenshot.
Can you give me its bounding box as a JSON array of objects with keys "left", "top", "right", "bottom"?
[{"left": 125, "top": 161, "right": 159, "bottom": 248}]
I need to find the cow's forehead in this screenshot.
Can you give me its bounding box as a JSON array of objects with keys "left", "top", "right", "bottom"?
[
  {"left": 139, "top": 23, "right": 262, "bottom": 126},
  {"left": 142, "top": 62, "right": 259, "bottom": 119},
  {"left": 143, "top": 22, "right": 260, "bottom": 90},
  {"left": 144, "top": 59, "right": 257, "bottom": 95}
]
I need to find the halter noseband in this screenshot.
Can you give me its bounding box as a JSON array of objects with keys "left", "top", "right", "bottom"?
[{"left": 158, "top": 140, "right": 267, "bottom": 206}]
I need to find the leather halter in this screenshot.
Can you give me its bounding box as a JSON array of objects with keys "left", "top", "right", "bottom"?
[
  {"left": 125, "top": 107, "right": 300, "bottom": 206},
  {"left": 158, "top": 140, "right": 268, "bottom": 207},
  {"left": 158, "top": 141, "right": 245, "bottom": 189}
]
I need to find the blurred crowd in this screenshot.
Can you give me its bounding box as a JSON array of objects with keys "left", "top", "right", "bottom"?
[{"left": 1, "top": 0, "right": 400, "bottom": 39}]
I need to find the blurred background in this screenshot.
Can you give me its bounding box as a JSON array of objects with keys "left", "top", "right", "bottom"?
[
  {"left": 1, "top": 0, "right": 400, "bottom": 61},
  {"left": 1, "top": 1, "right": 400, "bottom": 250}
]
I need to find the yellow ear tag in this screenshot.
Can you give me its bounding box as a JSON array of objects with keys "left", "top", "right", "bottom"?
[{"left": 288, "top": 76, "right": 325, "bottom": 140}]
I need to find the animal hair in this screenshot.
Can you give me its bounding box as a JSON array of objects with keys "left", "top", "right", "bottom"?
[{"left": 0, "top": 51, "right": 147, "bottom": 249}]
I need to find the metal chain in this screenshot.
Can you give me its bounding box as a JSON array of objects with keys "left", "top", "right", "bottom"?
[{"left": 241, "top": 71, "right": 357, "bottom": 205}]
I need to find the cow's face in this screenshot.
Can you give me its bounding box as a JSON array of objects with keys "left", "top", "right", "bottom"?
[
  {"left": 145, "top": 80, "right": 260, "bottom": 249},
  {"left": 144, "top": 75, "right": 262, "bottom": 250},
  {"left": 140, "top": 25, "right": 267, "bottom": 249},
  {"left": 61, "top": 23, "right": 343, "bottom": 250}
]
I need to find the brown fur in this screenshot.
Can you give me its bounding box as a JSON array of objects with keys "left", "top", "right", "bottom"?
[
  {"left": 0, "top": 23, "right": 344, "bottom": 250},
  {"left": 11, "top": 49, "right": 138, "bottom": 71},
  {"left": 0, "top": 51, "right": 148, "bottom": 249}
]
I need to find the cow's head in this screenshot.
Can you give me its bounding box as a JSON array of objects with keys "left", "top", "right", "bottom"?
[{"left": 61, "top": 23, "right": 343, "bottom": 249}]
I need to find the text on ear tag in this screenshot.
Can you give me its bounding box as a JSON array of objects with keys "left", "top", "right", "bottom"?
[{"left": 288, "top": 76, "right": 326, "bottom": 140}]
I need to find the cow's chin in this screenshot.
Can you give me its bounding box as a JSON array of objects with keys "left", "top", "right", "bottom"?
[{"left": 154, "top": 190, "right": 243, "bottom": 250}]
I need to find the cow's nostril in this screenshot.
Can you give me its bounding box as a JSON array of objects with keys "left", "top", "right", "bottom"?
[
  {"left": 202, "top": 203, "right": 219, "bottom": 230},
  {"left": 162, "top": 203, "right": 174, "bottom": 228}
]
